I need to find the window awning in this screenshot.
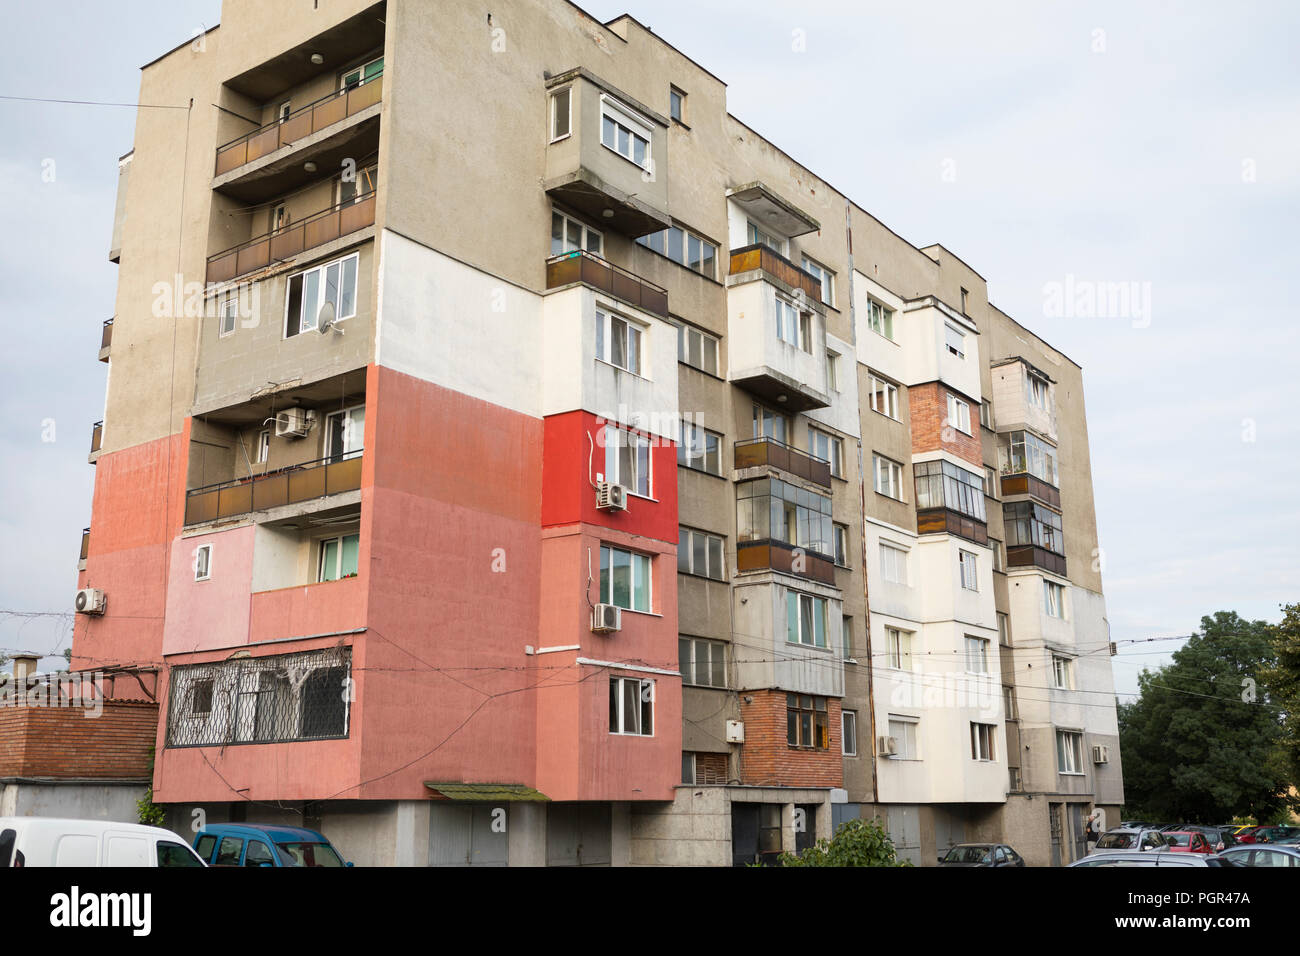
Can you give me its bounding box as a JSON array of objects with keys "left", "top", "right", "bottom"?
[{"left": 424, "top": 783, "right": 550, "bottom": 802}]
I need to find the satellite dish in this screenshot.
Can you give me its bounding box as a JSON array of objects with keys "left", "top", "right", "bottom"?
[{"left": 317, "top": 300, "right": 339, "bottom": 334}]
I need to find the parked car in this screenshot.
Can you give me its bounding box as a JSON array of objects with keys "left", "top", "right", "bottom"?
[
  {"left": 0, "top": 817, "right": 206, "bottom": 867},
  {"left": 1162, "top": 830, "right": 1213, "bottom": 854},
  {"left": 1218, "top": 844, "right": 1300, "bottom": 867},
  {"left": 1233, "top": 825, "right": 1262, "bottom": 844},
  {"left": 1091, "top": 827, "right": 1171, "bottom": 854},
  {"left": 1253, "top": 825, "right": 1300, "bottom": 844},
  {"left": 1070, "top": 850, "right": 1239, "bottom": 867},
  {"left": 192, "top": 824, "right": 351, "bottom": 867},
  {"left": 1117, "top": 820, "right": 1150, "bottom": 829},
  {"left": 939, "top": 843, "right": 1026, "bottom": 867}
]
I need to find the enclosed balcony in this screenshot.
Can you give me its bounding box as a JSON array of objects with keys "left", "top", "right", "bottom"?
[
  {"left": 736, "top": 477, "right": 836, "bottom": 586},
  {"left": 734, "top": 436, "right": 831, "bottom": 490},
  {"left": 184, "top": 455, "right": 363, "bottom": 526},
  {"left": 998, "top": 430, "right": 1061, "bottom": 508},
  {"left": 1003, "top": 501, "right": 1067, "bottom": 576},
  {"left": 98, "top": 318, "right": 112, "bottom": 362},
  {"left": 545, "top": 250, "right": 668, "bottom": 318},
  {"left": 914, "top": 459, "right": 988, "bottom": 545},
  {"left": 206, "top": 192, "right": 375, "bottom": 284},
  {"left": 88, "top": 421, "right": 103, "bottom": 464}
]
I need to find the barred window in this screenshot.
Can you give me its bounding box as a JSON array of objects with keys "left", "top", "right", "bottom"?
[{"left": 167, "top": 647, "right": 351, "bottom": 748}]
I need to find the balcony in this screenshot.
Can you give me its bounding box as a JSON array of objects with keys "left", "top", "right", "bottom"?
[
  {"left": 545, "top": 250, "right": 668, "bottom": 318},
  {"left": 736, "top": 540, "right": 835, "bottom": 585},
  {"left": 728, "top": 244, "right": 822, "bottom": 303},
  {"left": 184, "top": 454, "right": 363, "bottom": 526},
  {"left": 79, "top": 527, "right": 89, "bottom": 569},
  {"left": 213, "top": 77, "right": 382, "bottom": 204},
  {"left": 206, "top": 193, "right": 375, "bottom": 284},
  {"left": 88, "top": 422, "right": 103, "bottom": 464},
  {"left": 734, "top": 437, "right": 831, "bottom": 490},
  {"left": 98, "top": 319, "right": 112, "bottom": 362},
  {"left": 999, "top": 472, "right": 1061, "bottom": 509},
  {"left": 1006, "top": 545, "right": 1066, "bottom": 577},
  {"left": 916, "top": 509, "right": 989, "bottom": 546}
]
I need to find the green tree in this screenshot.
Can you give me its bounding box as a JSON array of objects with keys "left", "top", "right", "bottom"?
[
  {"left": 1119, "top": 610, "right": 1292, "bottom": 821},
  {"left": 778, "top": 817, "right": 911, "bottom": 867},
  {"left": 1261, "top": 602, "right": 1300, "bottom": 792}
]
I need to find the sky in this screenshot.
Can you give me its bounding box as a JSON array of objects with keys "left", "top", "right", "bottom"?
[{"left": 1, "top": 1, "right": 1297, "bottom": 698}]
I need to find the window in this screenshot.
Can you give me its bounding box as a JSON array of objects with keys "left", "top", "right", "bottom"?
[
  {"left": 970, "top": 722, "right": 996, "bottom": 761},
  {"left": 984, "top": 466, "right": 998, "bottom": 499},
  {"left": 1026, "top": 373, "right": 1051, "bottom": 410},
  {"left": 682, "top": 751, "right": 728, "bottom": 785},
  {"left": 1003, "top": 686, "right": 1019, "bottom": 721},
  {"left": 841, "top": 614, "right": 853, "bottom": 659},
  {"left": 285, "top": 253, "right": 359, "bottom": 337},
  {"left": 886, "top": 627, "right": 914, "bottom": 671},
  {"left": 677, "top": 420, "right": 722, "bottom": 476},
  {"left": 879, "top": 542, "right": 908, "bottom": 585},
  {"left": 887, "top": 715, "right": 918, "bottom": 759},
  {"left": 1056, "top": 730, "right": 1084, "bottom": 773},
  {"left": 337, "top": 164, "right": 377, "bottom": 206},
  {"left": 868, "top": 374, "right": 900, "bottom": 420},
  {"left": 786, "top": 694, "right": 829, "bottom": 749},
  {"left": 595, "top": 309, "right": 643, "bottom": 375},
  {"left": 945, "top": 324, "right": 966, "bottom": 359},
  {"left": 785, "top": 590, "right": 829, "bottom": 649},
  {"left": 800, "top": 255, "right": 834, "bottom": 306},
  {"left": 958, "top": 550, "right": 979, "bottom": 590},
  {"left": 737, "top": 478, "right": 833, "bottom": 559},
  {"left": 808, "top": 427, "right": 844, "bottom": 478},
  {"left": 1043, "top": 580, "right": 1065, "bottom": 619},
  {"left": 747, "top": 219, "right": 784, "bottom": 254},
  {"left": 603, "top": 425, "right": 651, "bottom": 497},
  {"left": 639, "top": 226, "right": 718, "bottom": 278},
  {"left": 946, "top": 393, "right": 972, "bottom": 435},
  {"left": 914, "top": 460, "right": 986, "bottom": 522},
  {"left": 550, "top": 87, "right": 571, "bottom": 141},
  {"left": 980, "top": 399, "right": 994, "bottom": 429},
  {"left": 1009, "top": 767, "right": 1022, "bottom": 791},
  {"left": 753, "top": 404, "right": 789, "bottom": 443},
  {"left": 194, "top": 544, "right": 212, "bottom": 582},
  {"left": 1004, "top": 501, "right": 1065, "bottom": 555},
  {"left": 989, "top": 537, "right": 1004, "bottom": 572},
  {"left": 256, "top": 429, "right": 269, "bottom": 464},
  {"left": 609, "top": 677, "right": 654, "bottom": 736},
  {"left": 997, "top": 612, "right": 1011, "bottom": 646},
  {"left": 157, "top": 841, "right": 203, "bottom": 867},
  {"left": 678, "top": 637, "right": 726, "bottom": 688},
  {"left": 826, "top": 352, "right": 840, "bottom": 391},
  {"left": 833, "top": 523, "right": 849, "bottom": 567},
  {"left": 600, "top": 96, "right": 653, "bottom": 169},
  {"left": 775, "top": 294, "right": 811, "bottom": 352},
  {"left": 960, "top": 287, "right": 969, "bottom": 314},
  {"left": 678, "top": 527, "right": 725, "bottom": 581},
  {"left": 865, "top": 299, "right": 894, "bottom": 340},
  {"left": 965, "top": 635, "right": 989, "bottom": 674},
  {"left": 341, "top": 55, "right": 383, "bottom": 90},
  {"left": 188, "top": 678, "right": 214, "bottom": 717},
  {"left": 325, "top": 405, "right": 365, "bottom": 462},
  {"left": 271, "top": 202, "right": 290, "bottom": 234},
  {"left": 842, "top": 710, "right": 858, "bottom": 756},
  {"left": 873, "top": 454, "right": 904, "bottom": 500},
  {"left": 1000, "top": 430, "right": 1059, "bottom": 485},
  {"left": 243, "top": 841, "right": 274, "bottom": 867},
  {"left": 318, "top": 533, "right": 360, "bottom": 582},
  {"left": 277, "top": 101, "right": 292, "bottom": 123},
  {"left": 1052, "top": 655, "right": 1074, "bottom": 690},
  {"left": 669, "top": 86, "right": 685, "bottom": 123},
  {"left": 218, "top": 291, "right": 237, "bottom": 337},
  {"left": 551, "top": 210, "right": 603, "bottom": 257},
  {"left": 599, "top": 545, "right": 652, "bottom": 613},
  {"left": 676, "top": 323, "right": 719, "bottom": 374}
]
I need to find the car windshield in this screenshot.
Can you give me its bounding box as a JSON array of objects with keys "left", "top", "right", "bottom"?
[
  {"left": 1097, "top": 833, "right": 1136, "bottom": 849},
  {"left": 275, "top": 841, "right": 344, "bottom": 867},
  {"left": 945, "top": 846, "right": 991, "bottom": 863}
]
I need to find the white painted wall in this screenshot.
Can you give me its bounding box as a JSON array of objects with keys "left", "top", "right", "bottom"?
[
  {"left": 806, "top": 332, "right": 860, "bottom": 438},
  {"left": 726, "top": 280, "right": 829, "bottom": 407},
  {"left": 899, "top": 300, "right": 982, "bottom": 401},
  {"left": 853, "top": 272, "right": 907, "bottom": 385}
]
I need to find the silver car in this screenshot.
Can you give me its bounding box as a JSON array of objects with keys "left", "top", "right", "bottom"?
[
  {"left": 1090, "top": 827, "right": 1171, "bottom": 854},
  {"left": 1217, "top": 844, "right": 1300, "bottom": 867},
  {"left": 1070, "top": 850, "right": 1239, "bottom": 867}
]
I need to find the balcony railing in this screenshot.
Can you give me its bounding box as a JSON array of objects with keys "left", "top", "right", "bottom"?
[
  {"left": 545, "top": 250, "right": 669, "bottom": 318},
  {"left": 184, "top": 453, "right": 363, "bottom": 526},
  {"left": 215, "top": 75, "right": 383, "bottom": 177},
  {"left": 733, "top": 436, "right": 831, "bottom": 489},
  {"left": 80, "top": 527, "right": 90, "bottom": 563},
  {"left": 728, "top": 244, "right": 822, "bottom": 303},
  {"left": 89, "top": 421, "right": 103, "bottom": 456},
  {"left": 999, "top": 472, "right": 1062, "bottom": 509},
  {"left": 206, "top": 193, "right": 376, "bottom": 284},
  {"left": 916, "top": 508, "right": 988, "bottom": 546},
  {"left": 99, "top": 318, "right": 113, "bottom": 359},
  {"left": 736, "top": 540, "right": 835, "bottom": 585},
  {"left": 1007, "top": 544, "right": 1067, "bottom": 577}
]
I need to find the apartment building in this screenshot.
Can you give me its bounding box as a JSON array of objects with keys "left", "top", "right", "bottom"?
[{"left": 74, "top": 0, "right": 1122, "bottom": 866}]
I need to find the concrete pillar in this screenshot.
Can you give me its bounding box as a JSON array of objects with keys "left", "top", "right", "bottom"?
[
  {"left": 394, "top": 800, "right": 429, "bottom": 866},
  {"left": 508, "top": 802, "right": 546, "bottom": 866},
  {"left": 611, "top": 802, "right": 630, "bottom": 866}
]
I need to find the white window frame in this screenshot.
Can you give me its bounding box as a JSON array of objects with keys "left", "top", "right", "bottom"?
[
  {"left": 965, "top": 635, "right": 989, "bottom": 674},
  {"left": 832, "top": 523, "right": 849, "bottom": 567},
  {"left": 971, "top": 722, "right": 996, "bottom": 761},
  {"left": 775, "top": 294, "right": 811, "bottom": 352},
  {"left": 747, "top": 219, "right": 786, "bottom": 255},
  {"left": 841, "top": 710, "right": 858, "bottom": 757},
  {"left": 998, "top": 612, "right": 1011, "bottom": 646},
  {"left": 886, "top": 627, "right": 913, "bottom": 671},
  {"left": 989, "top": 536, "right": 1004, "bottom": 572},
  {"left": 550, "top": 86, "right": 572, "bottom": 142},
  {"left": 218, "top": 290, "right": 238, "bottom": 337},
  {"left": 678, "top": 527, "right": 726, "bottom": 581},
  {"left": 340, "top": 55, "right": 383, "bottom": 91},
  {"left": 1027, "top": 373, "right": 1050, "bottom": 410},
  {"left": 325, "top": 404, "right": 366, "bottom": 462},
  {"left": 284, "top": 252, "right": 360, "bottom": 338},
  {"left": 1052, "top": 654, "right": 1074, "bottom": 690},
  {"left": 1056, "top": 730, "right": 1084, "bottom": 774},
  {"left": 669, "top": 86, "right": 686, "bottom": 124},
  {"left": 1044, "top": 580, "right": 1066, "bottom": 618},
  {"left": 753, "top": 404, "right": 789, "bottom": 443},
  {"left": 679, "top": 637, "right": 726, "bottom": 689},
  {"left": 194, "top": 544, "right": 212, "bottom": 582},
  {"left": 638, "top": 226, "right": 718, "bottom": 279},
  {"left": 609, "top": 676, "right": 654, "bottom": 736},
  {"left": 959, "top": 550, "right": 979, "bottom": 590},
  {"left": 880, "top": 542, "right": 908, "bottom": 585},
  {"left": 945, "top": 324, "right": 966, "bottom": 359},
  {"left": 868, "top": 374, "right": 900, "bottom": 420},
  {"left": 336, "top": 164, "right": 377, "bottom": 206},
  {"left": 677, "top": 323, "right": 719, "bottom": 375},
  {"left": 873, "top": 454, "right": 904, "bottom": 500},
  {"left": 599, "top": 544, "right": 653, "bottom": 613},
  {"left": 826, "top": 351, "right": 840, "bottom": 392},
  {"left": 785, "top": 590, "right": 829, "bottom": 649},
  {"left": 678, "top": 420, "right": 722, "bottom": 476},
  {"left": 808, "top": 426, "right": 844, "bottom": 478},
  {"left": 865, "top": 299, "right": 894, "bottom": 341},
  {"left": 946, "top": 393, "right": 973, "bottom": 435},
  {"left": 600, "top": 95, "right": 653, "bottom": 170},
  {"left": 551, "top": 209, "right": 603, "bottom": 258},
  {"left": 888, "top": 714, "right": 919, "bottom": 760},
  {"left": 277, "top": 101, "right": 292, "bottom": 123},
  {"left": 595, "top": 308, "right": 644, "bottom": 376},
  {"left": 801, "top": 255, "right": 835, "bottom": 307},
  {"left": 256, "top": 429, "right": 270, "bottom": 465},
  {"left": 317, "top": 532, "right": 360, "bottom": 583},
  {"left": 603, "top": 424, "right": 652, "bottom": 498}
]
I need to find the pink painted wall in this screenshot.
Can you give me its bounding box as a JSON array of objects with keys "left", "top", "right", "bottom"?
[{"left": 160, "top": 525, "right": 254, "bottom": 656}]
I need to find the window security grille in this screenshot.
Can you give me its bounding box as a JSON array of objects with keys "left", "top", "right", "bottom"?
[{"left": 166, "top": 647, "right": 351, "bottom": 747}]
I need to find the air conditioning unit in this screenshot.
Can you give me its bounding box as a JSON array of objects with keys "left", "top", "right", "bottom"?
[
  {"left": 274, "top": 408, "right": 314, "bottom": 439},
  {"left": 877, "top": 735, "right": 898, "bottom": 757},
  {"left": 725, "top": 720, "right": 745, "bottom": 743},
  {"left": 1091, "top": 745, "right": 1109, "bottom": 765},
  {"left": 595, "top": 481, "right": 628, "bottom": 511},
  {"left": 591, "top": 604, "right": 621, "bottom": 633},
  {"left": 74, "top": 588, "right": 107, "bottom": 615}
]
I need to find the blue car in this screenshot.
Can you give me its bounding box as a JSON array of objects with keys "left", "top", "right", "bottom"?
[{"left": 192, "top": 824, "right": 352, "bottom": 867}]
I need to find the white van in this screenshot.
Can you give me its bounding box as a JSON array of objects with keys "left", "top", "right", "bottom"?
[{"left": 0, "top": 818, "right": 206, "bottom": 867}]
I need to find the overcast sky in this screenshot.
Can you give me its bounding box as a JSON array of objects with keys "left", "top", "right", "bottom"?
[{"left": 2, "top": 1, "right": 1296, "bottom": 696}]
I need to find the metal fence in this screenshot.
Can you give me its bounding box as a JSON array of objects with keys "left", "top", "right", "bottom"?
[{"left": 166, "top": 647, "right": 351, "bottom": 748}]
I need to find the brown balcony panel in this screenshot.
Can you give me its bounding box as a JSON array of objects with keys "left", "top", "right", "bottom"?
[
  {"left": 207, "top": 252, "right": 238, "bottom": 285},
  {"left": 215, "top": 142, "right": 249, "bottom": 177},
  {"left": 184, "top": 455, "right": 363, "bottom": 526},
  {"left": 732, "top": 437, "right": 831, "bottom": 490},
  {"left": 206, "top": 195, "right": 375, "bottom": 284},
  {"left": 917, "top": 508, "right": 988, "bottom": 546},
  {"left": 235, "top": 240, "right": 271, "bottom": 276},
  {"left": 325, "top": 456, "right": 363, "bottom": 493},
  {"left": 89, "top": 423, "right": 103, "bottom": 455},
  {"left": 729, "top": 244, "right": 821, "bottom": 302},
  {"left": 100, "top": 320, "right": 113, "bottom": 351},
  {"left": 269, "top": 226, "right": 306, "bottom": 261},
  {"left": 1000, "top": 473, "right": 1061, "bottom": 509},
  {"left": 339, "top": 195, "right": 376, "bottom": 234},
  {"left": 1006, "top": 545, "right": 1066, "bottom": 576},
  {"left": 737, "top": 540, "right": 834, "bottom": 585},
  {"left": 312, "top": 95, "right": 348, "bottom": 133},
  {"left": 217, "top": 483, "right": 254, "bottom": 519},
  {"left": 346, "top": 77, "right": 383, "bottom": 115},
  {"left": 544, "top": 251, "right": 669, "bottom": 319},
  {"left": 185, "top": 490, "right": 219, "bottom": 525},
  {"left": 245, "top": 126, "right": 280, "bottom": 165},
  {"left": 80, "top": 529, "right": 90, "bottom": 562}
]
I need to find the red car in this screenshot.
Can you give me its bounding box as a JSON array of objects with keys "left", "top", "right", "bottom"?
[
  {"left": 1234, "top": 826, "right": 1261, "bottom": 844},
  {"left": 1163, "top": 831, "right": 1213, "bottom": 854}
]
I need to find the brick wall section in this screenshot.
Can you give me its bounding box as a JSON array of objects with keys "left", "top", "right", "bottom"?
[
  {"left": 0, "top": 701, "right": 158, "bottom": 779},
  {"left": 738, "top": 690, "right": 842, "bottom": 788},
  {"left": 909, "top": 381, "right": 983, "bottom": 468}
]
